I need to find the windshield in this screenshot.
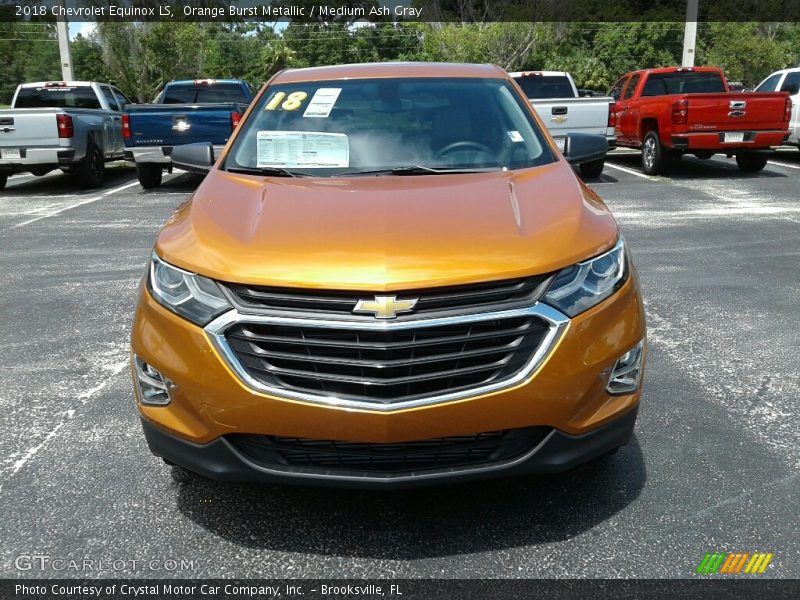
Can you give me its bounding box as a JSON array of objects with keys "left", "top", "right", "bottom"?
[
  {"left": 224, "top": 77, "right": 554, "bottom": 176},
  {"left": 162, "top": 83, "right": 249, "bottom": 104},
  {"left": 641, "top": 72, "right": 726, "bottom": 96},
  {"left": 15, "top": 86, "right": 101, "bottom": 109},
  {"left": 513, "top": 75, "right": 575, "bottom": 99}
]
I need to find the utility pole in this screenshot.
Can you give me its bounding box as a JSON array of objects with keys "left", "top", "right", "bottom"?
[
  {"left": 55, "top": 0, "right": 74, "bottom": 81},
  {"left": 682, "top": 0, "right": 699, "bottom": 67}
]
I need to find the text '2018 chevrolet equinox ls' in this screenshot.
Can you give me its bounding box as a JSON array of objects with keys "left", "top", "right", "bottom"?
[{"left": 131, "top": 62, "right": 646, "bottom": 488}]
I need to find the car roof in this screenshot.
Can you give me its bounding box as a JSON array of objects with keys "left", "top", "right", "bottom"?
[
  {"left": 272, "top": 62, "right": 507, "bottom": 84},
  {"left": 508, "top": 71, "right": 569, "bottom": 78},
  {"left": 168, "top": 79, "right": 242, "bottom": 85},
  {"left": 636, "top": 66, "right": 723, "bottom": 76},
  {"left": 19, "top": 81, "right": 98, "bottom": 88}
]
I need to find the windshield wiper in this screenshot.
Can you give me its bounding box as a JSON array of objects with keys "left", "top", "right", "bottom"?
[
  {"left": 343, "top": 165, "right": 503, "bottom": 177},
  {"left": 225, "top": 166, "right": 308, "bottom": 178}
]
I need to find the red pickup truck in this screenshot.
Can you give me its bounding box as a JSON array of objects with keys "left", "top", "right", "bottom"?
[{"left": 609, "top": 66, "right": 791, "bottom": 174}]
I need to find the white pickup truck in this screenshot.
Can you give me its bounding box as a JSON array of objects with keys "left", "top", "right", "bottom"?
[
  {"left": 509, "top": 71, "right": 616, "bottom": 177},
  {"left": 754, "top": 67, "right": 800, "bottom": 150},
  {"left": 0, "top": 81, "right": 129, "bottom": 190}
]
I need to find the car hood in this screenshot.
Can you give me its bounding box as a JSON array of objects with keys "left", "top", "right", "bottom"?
[{"left": 156, "top": 161, "right": 618, "bottom": 290}]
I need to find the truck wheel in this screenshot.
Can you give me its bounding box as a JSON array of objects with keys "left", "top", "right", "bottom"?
[
  {"left": 641, "top": 130, "right": 671, "bottom": 175},
  {"left": 136, "top": 163, "right": 163, "bottom": 189},
  {"left": 75, "top": 143, "right": 105, "bottom": 188},
  {"left": 0, "top": 174, "right": 7, "bottom": 191},
  {"left": 735, "top": 153, "right": 768, "bottom": 172},
  {"left": 579, "top": 158, "right": 605, "bottom": 178}
]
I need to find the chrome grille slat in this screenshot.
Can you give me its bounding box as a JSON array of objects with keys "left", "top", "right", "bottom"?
[
  {"left": 244, "top": 353, "right": 518, "bottom": 386},
  {"left": 227, "top": 321, "right": 532, "bottom": 350},
  {"left": 230, "top": 336, "right": 528, "bottom": 367},
  {"left": 223, "top": 314, "right": 548, "bottom": 404},
  {"left": 206, "top": 302, "right": 570, "bottom": 411},
  {"left": 226, "top": 275, "right": 550, "bottom": 318}
]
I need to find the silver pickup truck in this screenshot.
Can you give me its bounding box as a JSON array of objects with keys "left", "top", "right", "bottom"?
[
  {"left": 0, "top": 81, "right": 129, "bottom": 190},
  {"left": 510, "top": 71, "right": 616, "bottom": 177}
]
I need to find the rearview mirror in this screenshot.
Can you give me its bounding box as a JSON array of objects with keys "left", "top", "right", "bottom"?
[
  {"left": 171, "top": 142, "right": 214, "bottom": 174},
  {"left": 562, "top": 133, "right": 608, "bottom": 165}
]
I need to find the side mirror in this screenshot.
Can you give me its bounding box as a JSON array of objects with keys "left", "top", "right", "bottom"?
[
  {"left": 562, "top": 133, "right": 608, "bottom": 165},
  {"left": 171, "top": 142, "right": 214, "bottom": 174}
]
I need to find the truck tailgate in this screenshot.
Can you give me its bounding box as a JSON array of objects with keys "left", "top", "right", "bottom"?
[
  {"left": 528, "top": 97, "right": 612, "bottom": 137},
  {"left": 125, "top": 103, "right": 238, "bottom": 147},
  {"left": 686, "top": 92, "right": 788, "bottom": 131},
  {"left": 0, "top": 109, "right": 60, "bottom": 148}
]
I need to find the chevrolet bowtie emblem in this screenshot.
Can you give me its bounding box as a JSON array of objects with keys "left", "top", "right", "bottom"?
[
  {"left": 353, "top": 295, "right": 418, "bottom": 319},
  {"left": 551, "top": 115, "right": 567, "bottom": 124}
]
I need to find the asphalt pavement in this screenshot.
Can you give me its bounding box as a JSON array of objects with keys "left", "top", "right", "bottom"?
[{"left": 0, "top": 150, "right": 798, "bottom": 578}]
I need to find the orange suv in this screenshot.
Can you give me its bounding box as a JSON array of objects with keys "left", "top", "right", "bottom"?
[{"left": 131, "top": 63, "right": 646, "bottom": 487}]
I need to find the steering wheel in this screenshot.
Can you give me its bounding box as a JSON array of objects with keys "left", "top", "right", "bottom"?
[{"left": 434, "top": 141, "right": 494, "bottom": 160}]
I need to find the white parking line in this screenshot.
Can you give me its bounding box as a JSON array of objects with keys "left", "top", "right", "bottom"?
[
  {"left": 101, "top": 180, "right": 140, "bottom": 196},
  {"left": 768, "top": 160, "right": 800, "bottom": 170},
  {"left": 8, "top": 178, "right": 139, "bottom": 229},
  {"left": 605, "top": 161, "right": 659, "bottom": 180}
]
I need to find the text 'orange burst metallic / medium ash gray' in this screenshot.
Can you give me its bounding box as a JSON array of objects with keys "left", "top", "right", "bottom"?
[{"left": 131, "top": 62, "right": 646, "bottom": 488}]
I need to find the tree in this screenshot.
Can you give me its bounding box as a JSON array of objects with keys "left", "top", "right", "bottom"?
[{"left": 71, "top": 33, "right": 111, "bottom": 83}]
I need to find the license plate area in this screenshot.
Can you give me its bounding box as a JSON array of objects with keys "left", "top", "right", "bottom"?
[
  {"left": 554, "top": 137, "right": 565, "bottom": 151},
  {"left": 723, "top": 132, "right": 745, "bottom": 143},
  {"left": 1, "top": 148, "right": 21, "bottom": 159}
]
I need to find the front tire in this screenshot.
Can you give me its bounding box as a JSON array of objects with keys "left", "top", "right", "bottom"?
[
  {"left": 136, "top": 163, "right": 163, "bottom": 189},
  {"left": 641, "top": 130, "right": 671, "bottom": 175},
  {"left": 74, "top": 143, "right": 105, "bottom": 188},
  {"left": 736, "top": 153, "right": 768, "bottom": 172},
  {"left": 579, "top": 158, "right": 605, "bottom": 178}
]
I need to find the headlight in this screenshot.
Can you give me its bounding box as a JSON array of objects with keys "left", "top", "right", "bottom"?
[
  {"left": 542, "top": 239, "right": 627, "bottom": 317},
  {"left": 148, "top": 253, "right": 231, "bottom": 326}
]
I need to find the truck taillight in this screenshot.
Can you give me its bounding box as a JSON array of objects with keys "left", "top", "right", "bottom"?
[
  {"left": 785, "top": 96, "right": 792, "bottom": 122},
  {"left": 671, "top": 99, "right": 688, "bottom": 125},
  {"left": 56, "top": 114, "right": 73, "bottom": 138},
  {"left": 231, "top": 111, "right": 241, "bottom": 130},
  {"left": 121, "top": 114, "right": 132, "bottom": 139},
  {"left": 608, "top": 103, "right": 616, "bottom": 128}
]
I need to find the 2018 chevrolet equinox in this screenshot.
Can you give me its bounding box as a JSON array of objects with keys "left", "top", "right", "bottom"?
[{"left": 131, "top": 62, "right": 646, "bottom": 488}]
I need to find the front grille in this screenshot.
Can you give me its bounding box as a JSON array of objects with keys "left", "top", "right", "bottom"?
[
  {"left": 230, "top": 427, "right": 551, "bottom": 475},
  {"left": 224, "top": 315, "right": 550, "bottom": 404},
  {"left": 225, "top": 276, "right": 549, "bottom": 319}
]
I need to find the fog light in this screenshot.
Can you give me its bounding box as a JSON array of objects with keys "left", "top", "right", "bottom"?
[
  {"left": 607, "top": 340, "right": 644, "bottom": 394},
  {"left": 134, "top": 356, "right": 173, "bottom": 406}
]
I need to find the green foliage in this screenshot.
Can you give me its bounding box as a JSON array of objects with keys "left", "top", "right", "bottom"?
[
  {"left": 698, "top": 22, "right": 794, "bottom": 86},
  {"left": 71, "top": 34, "right": 111, "bottom": 83},
  {"left": 5, "top": 18, "right": 800, "bottom": 105},
  {"left": 0, "top": 22, "right": 59, "bottom": 103}
]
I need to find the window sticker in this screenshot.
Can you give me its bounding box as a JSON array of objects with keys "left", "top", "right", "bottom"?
[
  {"left": 507, "top": 130, "right": 524, "bottom": 143},
  {"left": 303, "top": 88, "right": 342, "bottom": 118},
  {"left": 256, "top": 131, "right": 349, "bottom": 168}
]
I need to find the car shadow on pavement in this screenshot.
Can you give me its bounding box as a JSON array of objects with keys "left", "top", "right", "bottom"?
[
  {"left": 607, "top": 153, "right": 787, "bottom": 180},
  {"left": 0, "top": 163, "right": 135, "bottom": 194},
  {"left": 140, "top": 172, "right": 205, "bottom": 193},
  {"left": 173, "top": 437, "right": 646, "bottom": 559}
]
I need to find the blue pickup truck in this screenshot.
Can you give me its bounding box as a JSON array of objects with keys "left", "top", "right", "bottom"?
[{"left": 123, "top": 79, "right": 254, "bottom": 188}]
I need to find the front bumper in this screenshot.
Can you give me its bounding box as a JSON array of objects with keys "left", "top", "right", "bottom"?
[{"left": 141, "top": 405, "right": 639, "bottom": 488}]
